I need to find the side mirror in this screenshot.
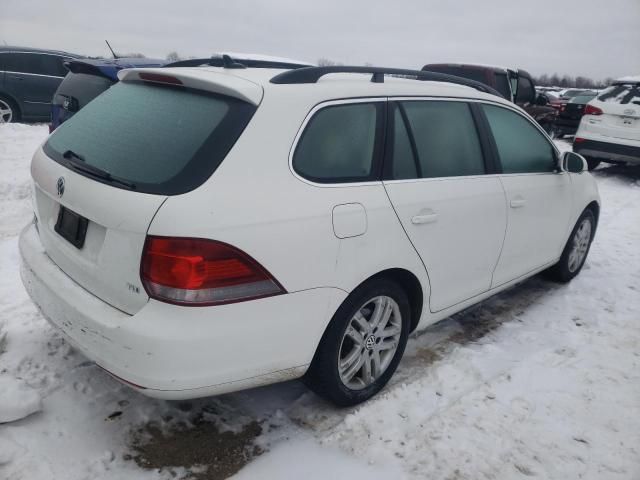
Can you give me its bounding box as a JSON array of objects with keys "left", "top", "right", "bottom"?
[
  {"left": 562, "top": 151, "right": 588, "bottom": 173},
  {"left": 535, "top": 94, "right": 548, "bottom": 106}
]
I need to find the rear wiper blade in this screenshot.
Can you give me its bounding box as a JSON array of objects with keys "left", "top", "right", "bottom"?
[
  {"left": 63, "top": 151, "right": 136, "bottom": 190},
  {"left": 63, "top": 149, "right": 85, "bottom": 162}
]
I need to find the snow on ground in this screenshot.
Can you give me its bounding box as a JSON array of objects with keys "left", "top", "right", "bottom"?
[{"left": 0, "top": 124, "right": 639, "bottom": 480}]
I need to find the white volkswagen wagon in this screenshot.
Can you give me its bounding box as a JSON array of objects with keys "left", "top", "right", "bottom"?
[{"left": 20, "top": 60, "right": 600, "bottom": 406}]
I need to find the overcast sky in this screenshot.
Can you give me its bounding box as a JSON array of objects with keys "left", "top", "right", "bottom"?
[{"left": 2, "top": 0, "right": 638, "bottom": 80}]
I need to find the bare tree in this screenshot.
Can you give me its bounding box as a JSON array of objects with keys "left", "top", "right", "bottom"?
[
  {"left": 318, "top": 57, "right": 343, "bottom": 67},
  {"left": 166, "top": 51, "right": 181, "bottom": 62}
]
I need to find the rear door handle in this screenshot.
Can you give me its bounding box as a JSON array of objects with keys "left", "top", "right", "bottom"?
[
  {"left": 411, "top": 213, "right": 439, "bottom": 225},
  {"left": 8, "top": 75, "right": 24, "bottom": 81},
  {"left": 510, "top": 198, "right": 526, "bottom": 208}
]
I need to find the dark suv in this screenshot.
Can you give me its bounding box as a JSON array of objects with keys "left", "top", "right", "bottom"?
[
  {"left": 0, "top": 46, "right": 82, "bottom": 123},
  {"left": 422, "top": 63, "right": 557, "bottom": 133}
]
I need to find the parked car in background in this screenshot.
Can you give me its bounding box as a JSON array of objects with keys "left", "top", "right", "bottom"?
[
  {"left": 541, "top": 90, "right": 564, "bottom": 110},
  {"left": 421, "top": 63, "right": 557, "bottom": 133},
  {"left": 50, "top": 57, "right": 165, "bottom": 131},
  {"left": 554, "top": 91, "right": 598, "bottom": 137},
  {"left": 559, "top": 89, "right": 594, "bottom": 104},
  {"left": 20, "top": 60, "right": 600, "bottom": 407},
  {"left": 0, "top": 46, "right": 82, "bottom": 123},
  {"left": 574, "top": 77, "right": 640, "bottom": 170}
]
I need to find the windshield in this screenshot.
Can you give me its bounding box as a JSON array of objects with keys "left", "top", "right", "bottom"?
[
  {"left": 44, "top": 81, "right": 256, "bottom": 195},
  {"left": 597, "top": 84, "right": 640, "bottom": 105}
]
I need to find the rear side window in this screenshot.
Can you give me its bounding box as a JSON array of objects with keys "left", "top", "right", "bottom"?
[
  {"left": 398, "top": 101, "right": 485, "bottom": 179},
  {"left": 54, "top": 72, "right": 114, "bottom": 109},
  {"left": 597, "top": 84, "right": 640, "bottom": 105},
  {"left": 293, "top": 102, "right": 381, "bottom": 183},
  {"left": 482, "top": 104, "right": 556, "bottom": 174},
  {"left": 44, "top": 81, "right": 256, "bottom": 195}
]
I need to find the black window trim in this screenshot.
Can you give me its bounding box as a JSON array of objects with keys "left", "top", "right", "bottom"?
[
  {"left": 382, "top": 98, "right": 492, "bottom": 181},
  {"left": 474, "top": 99, "right": 562, "bottom": 175},
  {"left": 290, "top": 98, "right": 388, "bottom": 186}
]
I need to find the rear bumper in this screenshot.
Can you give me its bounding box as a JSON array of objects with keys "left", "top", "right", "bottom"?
[
  {"left": 19, "top": 222, "right": 346, "bottom": 399},
  {"left": 574, "top": 138, "right": 640, "bottom": 164}
]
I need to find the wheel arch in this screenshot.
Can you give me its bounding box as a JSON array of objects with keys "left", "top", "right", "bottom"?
[
  {"left": 586, "top": 200, "right": 600, "bottom": 233},
  {"left": 354, "top": 268, "right": 424, "bottom": 333}
]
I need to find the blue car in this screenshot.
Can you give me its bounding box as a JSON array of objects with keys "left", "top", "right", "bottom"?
[{"left": 50, "top": 57, "right": 165, "bottom": 131}]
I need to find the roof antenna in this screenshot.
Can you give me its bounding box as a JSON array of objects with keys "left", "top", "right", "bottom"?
[
  {"left": 105, "top": 40, "right": 119, "bottom": 59},
  {"left": 221, "top": 54, "right": 246, "bottom": 69}
]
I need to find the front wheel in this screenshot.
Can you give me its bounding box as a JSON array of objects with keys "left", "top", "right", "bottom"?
[
  {"left": 304, "top": 279, "right": 411, "bottom": 406},
  {"left": 546, "top": 209, "right": 595, "bottom": 282}
]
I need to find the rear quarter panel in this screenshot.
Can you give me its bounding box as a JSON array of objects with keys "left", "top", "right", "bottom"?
[{"left": 149, "top": 89, "right": 431, "bottom": 324}]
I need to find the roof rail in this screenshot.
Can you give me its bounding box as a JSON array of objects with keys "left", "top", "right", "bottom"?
[
  {"left": 165, "top": 54, "right": 310, "bottom": 71},
  {"left": 269, "top": 66, "right": 504, "bottom": 97}
]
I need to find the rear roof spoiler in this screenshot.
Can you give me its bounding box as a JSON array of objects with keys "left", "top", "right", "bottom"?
[{"left": 118, "top": 67, "right": 263, "bottom": 105}]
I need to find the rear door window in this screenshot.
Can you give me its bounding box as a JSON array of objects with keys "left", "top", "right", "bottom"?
[
  {"left": 482, "top": 104, "right": 556, "bottom": 174},
  {"left": 398, "top": 100, "right": 485, "bottom": 178},
  {"left": 3, "top": 53, "right": 67, "bottom": 76},
  {"left": 597, "top": 84, "right": 640, "bottom": 105},
  {"left": 494, "top": 73, "right": 511, "bottom": 100},
  {"left": 293, "top": 102, "right": 382, "bottom": 183},
  {"left": 44, "top": 81, "right": 256, "bottom": 195}
]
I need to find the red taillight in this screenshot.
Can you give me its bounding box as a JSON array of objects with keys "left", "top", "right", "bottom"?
[
  {"left": 141, "top": 236, "right": 285, "bottom": 306},
  {"left": 584, "top": 104, "right": 603, "bottom": 116},
  {"left": 574, "top": 137, "right": 585, "bottom": 143},
  {"left": 138, "top": 72, "right": 183, "bottom": 85}
]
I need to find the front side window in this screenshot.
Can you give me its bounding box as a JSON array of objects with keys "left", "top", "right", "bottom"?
[
  {"left": 515, "top": 76, "right": 535, "bottom": 104},
  {"left": 293, "top": 102, "right": 380, "bottom": 183},
  {"left": 482, "top": 104, "right": 556, "bottom": 174},
  {"left": 398, "top": 100, "right": 485, "bottom": 179}
]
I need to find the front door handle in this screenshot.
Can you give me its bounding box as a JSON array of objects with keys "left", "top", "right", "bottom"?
[
  {"left": 411, "top": 213, "right": 439, "bottom": 225},
  {"left": 510, "top": 198, "right": 526, "bottom": 208}
]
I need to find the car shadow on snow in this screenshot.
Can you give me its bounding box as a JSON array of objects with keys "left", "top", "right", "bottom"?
[
  {"left": 592, "top": 163, "right": 640, "bottom": 182},
  {"left": 125, "top": 274, "right": 560, "bottom": 479}
]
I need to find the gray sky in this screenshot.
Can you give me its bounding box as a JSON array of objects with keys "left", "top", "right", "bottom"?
[{"left": 1, "top": 0, "right": 638, "bottom": 80}]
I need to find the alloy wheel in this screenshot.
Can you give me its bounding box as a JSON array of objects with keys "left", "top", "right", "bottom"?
[
  {"left": 568, "top": 218, "right": 592, "bottom": 272},
  {"left": 338, "top": 295, "right": 402, "bottom": 390},
  {"left": 0, "top": 99, "right": 13, "bottom": 123}
]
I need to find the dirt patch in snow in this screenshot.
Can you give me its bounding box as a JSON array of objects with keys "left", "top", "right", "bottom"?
[{"left": 129, "top": 413, "right": 262, "bottom": 480}]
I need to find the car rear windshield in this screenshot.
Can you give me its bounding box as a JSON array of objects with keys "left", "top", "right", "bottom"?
[
  {"left": 53, "top": 72, "right": 114, "bottom": 109},
  {"left": 44, "top": 81, "right": 256, "bottom": 195},
  {"left": 570, "top": 94, "right": 596, "bottom": 104},
  {"left": 597, "top": 84, "right": 640, "bottom": 105}
]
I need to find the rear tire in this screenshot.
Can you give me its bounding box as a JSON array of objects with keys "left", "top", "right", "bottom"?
[
  {"left": 304, "top": 278, "right": 411, "bottom": 407},
  {"left": 546, "top": 209, "right": 595, "bottom": 283},
  {"left": 0, "top": 95, "right": 19, "bottom": 123}
]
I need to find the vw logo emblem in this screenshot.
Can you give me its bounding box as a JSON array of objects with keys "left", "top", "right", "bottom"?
[
  {"left": 56, "top": 177, "right": 65, "bottom": 197},
  {"left": 365, "top": 335, "right": 376, "bottom": 350}
]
